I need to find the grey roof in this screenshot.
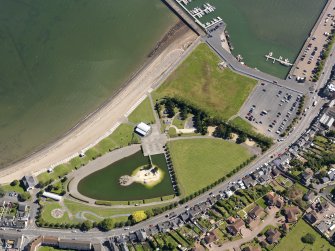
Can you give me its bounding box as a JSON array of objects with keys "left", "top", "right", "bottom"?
[
  {"left": 0, "top": 233, "right": 23, "bottom": 249},
  {"left": 316, "top": 221, "right": 328, "bottom": 233},
  {"left": 135, "top": 230, "right": 147, "bottom": 242},
  {"left": 18, "top": 203, "right": 27, "bottom": 212},
  {"left": 22, "top": 175, "right": 37, "bottom": 189}
]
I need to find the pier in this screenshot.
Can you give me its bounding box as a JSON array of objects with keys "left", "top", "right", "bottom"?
[
  {"left": 175, "top": 0, "right": 223, "bottom": 32},
  {"left": 265, "top": 52, "right": 293, "bottom": 66}
]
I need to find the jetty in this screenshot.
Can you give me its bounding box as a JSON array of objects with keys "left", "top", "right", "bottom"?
[
  {"left": 174, "top": 0, "right": 223, "bottom": 32},
  {"left": 265, "top": 52, "right": 293, "bottom": 66}
]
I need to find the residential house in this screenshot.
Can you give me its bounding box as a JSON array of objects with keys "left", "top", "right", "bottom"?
[
  {"left": 248, "top": 206, "right": 263, "bottom": 220},
  {"left": 226, "top": 218, "right": 245, "bottom": 236},
  {"left": 284, "top": 207, "right": 300, "bottom": 223},
  {"left": 242, "top": 175, "right": 257, "bottom": 188},
  {"left": 265, "top": 229, "right": 281, "bottom": 244},
  {"left": 265, "top": 192, "right": 284, "bottom": 208},
  {"left": 304, "top": 211, "right": 318, "bottom": 224},
  {"left": 303, "top": 191, "right": 316, "bottom": 203},
  {"left": 301, "top": 168, "right": 314, "bottom": 185},
  {"left": 316, "top": 221, "right": 328, "bottom": 235},
  {"left": 204, "top": 231, "right": 218, "bottom": 244},
  {"left": 243, "top": 246, "right": 261, "bottom": 251},
  {"left": 313, "top": 201, "right": 330, "bottom": 213},
  {"left": 58, "top": 239, "right": 92, "bottom": 250},
  {"left": 135, "top": 230, "right": 147, "bottom": 242}
]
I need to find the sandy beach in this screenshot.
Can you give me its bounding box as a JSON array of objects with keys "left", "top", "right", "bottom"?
[{"left": 0, "top": 23, "right": 198, "bottom": 183}]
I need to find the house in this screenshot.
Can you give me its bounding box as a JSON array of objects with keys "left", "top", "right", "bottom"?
[
  {"left": 242, "top": 175, "right": 257, "bottom": 188},
  {"left": 316, "top": 221, "right": 328, "bottom": 235},
  {"left": 146, "top": 226, "right": 159, "bottom": 236},
  {"left": 120, "top": 243, "right": 129, "bottom": 251},
  {"left": 313, "top": 201, "right": 329, "bottom": 213},
  {"left": 226, "top": 218, "right": 245, "bottom": 236},
  {"left": 301, "top": 168, "right": 314, "bottom": 185},
  {"left": 304, "top": 211, "right": 318, "bottom": 224},
  {"left": 135, "top": 229, "right": 147, "bottom": 242},
  {"left": 204, "top": 231, "right": 218, "bottom": 244},
  {"left": 135, "top": 122, "right": 151, "bottom": 137},
  {"left": 265, "top": 192, "right": 284, "bottom": 208},
  {"left": 243, "top": 246, "right": 261, "bottom": 251},
  {"left": 22, "top": 176, "right": 37, "bottom": 191},
  {"left": 226, "top": 216, "right": 236, "bottom": 224},
  {"left": 265, "top": 229, "right": 281, "bottom": 244},
  {"left": 284, "top": 207, "right": 300, "bottom": 223},
  {"left": 58, "top": 239, "right": 92, "bottom": 250},
  {"left": 180, "top": 212, "right": 190, "bottom": 222},
  {"left": 248, "top": 206, "right": 263, "bottom": 220},
  {"left": 0, "top": 233, "right": 23, "bottom": 250},
  {"left": 109, "top": 241, "right": 120, "bottom": 251},
  {"left": 271, "top": 168, "right": 280, "bottom": 177},
  {"left": 157, "top": 221, "right": 171, "bottom": 233},
  {"left": 281, "top": 223, "right": 289, "bottom": 232},
  {"left": 18, "top": 203, "right": 28, "bottom": 212},
  {"left": 303, "top": 191, "right": 316, "bottom": 203}
]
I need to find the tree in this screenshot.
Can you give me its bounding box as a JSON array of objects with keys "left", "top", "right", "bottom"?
[
  {"left": 236, "top": 133, "right": 247, "bottom": 144},
  {"left": 131, "top": 211, "right": 147, "bottom": 223},
  {"left": 80, "top": 220, "right": 93, "bottom": 231},
  {"left": 18, "top": 192, "right": 31, "bottom": 202},
  {"left": 301, "top": 233, "right": 315, "bottom": 244},
  {"left": 0, "top": 187, "right": 5, "bottom": 198},
  {"left": 98, "top": 218, "right": 114, "bottom": 231},
  {"left": 10, "top": 180, "right": 19, "bottom": 186}
]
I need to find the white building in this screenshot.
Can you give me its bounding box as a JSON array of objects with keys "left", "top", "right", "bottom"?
[
  {"left": 135, "top": 122, "right": 152, "bottom": 136},
  {"left": 320, "top": 113, "right": 334, "bottom": 129},
  {"left": 42, "top": 192, "right": 63, "bottom": 201}
]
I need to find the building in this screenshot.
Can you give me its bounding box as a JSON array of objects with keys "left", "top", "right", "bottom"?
[
  {"left": 303, "top": 191, "right": 316, "bottom": 203},
  {"left": 204, "top": 231, "right": 218, "bottom": 244},
  {"left": 265, "top": 192, "right": 284, "bottom": 208},
  {"left": 284, "top": 207, "right": 300, "bottom": 223},
  {"left": 301, "top": 168, "right": 314, "bottom": 185},
  {"left": 0, "top": 233, "right": 23, "bottom": 251},
  {"left": 42, "top": 192, "right": 63, "bottom": 201},
  {"left": 226, "top": 218, "right": 245, "bottom": 236},
  {"left": 135, "top": 122, "right": 151, "bottom": 137},
  {"left": 28, "top": 236, "right": 100, "bottom": 251},
  {"left": 243, "top": 246, "right": 261, "bottom": 251},
  {"left": 304, "top": 211, "right": 318, "bottom": 224},
  {"left": 22, "top": 176, "right": 37, "bottom": 191},
  {"left": 248, "top": 206, "right": 263, "bottom": 220},
  {"left": 320, "top": 113, "right": 335, "bottom": 129},
  {"left": 265, "top": 229, "right": 281, "bottom": 244},
  {"left": 135, "top": 229, "right": 147, "bottom": 242}
]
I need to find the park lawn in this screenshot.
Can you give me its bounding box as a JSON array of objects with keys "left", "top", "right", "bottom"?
[
  {"left": 274, "top": 220, "right": 333, "bottom": 251},
  {"left": 64, "top": 199, "right": 171, "bottom": 219},
  {"left": 169, "top": 138, "right": 252, "bottom": 196},
  {"left": 128, "top": 97, "right": 155, "bottom": 124},
  {"left": 229, "top": 117, "right": 256, "bottom": 134},
  {"left": 153, "top": 43, "right": 257, "bottom": 120},
  {"left": 38, "top": 123, "right": 139, "bottom": 184},
  {"left": 172, "top": 116, "right": 185, "bottom": 129},
  {"left": 40, "top": 201, "right": 71, "bottom": 224},
  {"left": 2, "top": 183, "right": 25, "bottom": 194}
]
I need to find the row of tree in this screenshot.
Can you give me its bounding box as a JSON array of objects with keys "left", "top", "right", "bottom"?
[{"left": 157, "top": 97, "right": 273, "bottom": 150}]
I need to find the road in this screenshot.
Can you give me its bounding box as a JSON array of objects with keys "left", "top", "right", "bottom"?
[{"left": 3, "top": 34, "right": 335, "bottom": 244}]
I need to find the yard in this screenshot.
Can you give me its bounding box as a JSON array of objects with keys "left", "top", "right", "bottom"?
[
  {"left": 153, "top": 43, "right": 257, "bottom": 120},
  {"left": 274, "top": 220, "right": 333, "bottom": 251},
  {"left": 128, "top": 97, "right": 155, "bottom": 124},
  {"left": 168, "top": 138, "right": 252, "bottom": 196}
]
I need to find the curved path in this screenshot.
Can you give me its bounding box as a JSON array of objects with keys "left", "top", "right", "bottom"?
[
  {"left": 68, "top": 145, "right": 141, "bottom": 204},
  {"left": 75, "top": 211, "right": 130, "bottom": 221}
]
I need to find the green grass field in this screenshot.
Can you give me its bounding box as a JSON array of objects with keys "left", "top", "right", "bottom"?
[
  {"left": 38, "top": 123, "right": 139, "bottom": 184},
  {"left": 169, "top": 138, "right": 252, "bottom": 195},
  {"left": 229, "top": 116, "right": 256, "bottom": 134},
  {"left": 40, "top": 199, "right": 173, "bottom": 225},
  {"left": 274, "top": 220, "right": 333, "bottom": 251},
  {"left": 2, "top": 183, "right": 25, "bottom": 194},
  {"left": 128, "top": 97, "right": 155, "bottom": 124},
  {"left": 39, "top": 247, "right": 71, "bottom": 251},
  {"left": 153, "top": 43, "right": 257, "bottom": 120}
]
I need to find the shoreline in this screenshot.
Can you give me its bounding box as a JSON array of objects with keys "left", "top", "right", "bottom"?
[{"left": 0, "top": 21, "right": 198, "bottom": 183}]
